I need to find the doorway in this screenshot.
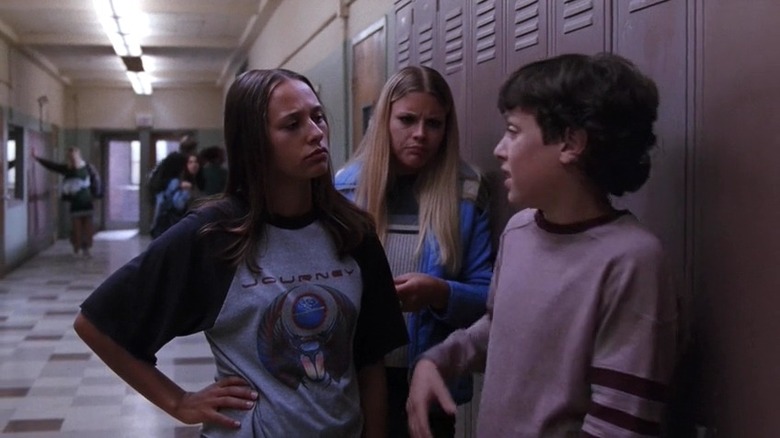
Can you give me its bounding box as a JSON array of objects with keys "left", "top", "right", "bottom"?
[
  {"left": 101, "top": 132, "right": 188, "bottom": 231},
  {"left": 102, "top": 135, "right": 141, "bottom": 230},
  {"left": 351, "top": 18, "right": 387, "bottom": 152}
]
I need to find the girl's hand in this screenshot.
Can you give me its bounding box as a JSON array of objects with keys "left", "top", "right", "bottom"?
[
  {"left": 180, "top": 181, "right": 193, "bottom": 190},
  {"left": 172, "top": 376, "right": 258, "bottom": 429},
  {"left": 394, "top": 273, "right": 450, "bottom": 312}
]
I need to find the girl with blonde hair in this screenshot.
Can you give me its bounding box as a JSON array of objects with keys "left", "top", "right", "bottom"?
[{"left": 336, "top": 65, "right": 492, "bottom": 436}]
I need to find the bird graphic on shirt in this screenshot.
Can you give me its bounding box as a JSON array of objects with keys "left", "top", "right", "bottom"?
[{"left": 257, "top": 283, "right": 357, "bottom": 389}]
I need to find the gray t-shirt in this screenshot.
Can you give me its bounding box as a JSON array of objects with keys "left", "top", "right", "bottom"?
[
  {"left": 204, "top": 221, "right": 366, "bottom": 437},
  {"left": 80, "top": 204, "right": 408, "bottom": 438}
]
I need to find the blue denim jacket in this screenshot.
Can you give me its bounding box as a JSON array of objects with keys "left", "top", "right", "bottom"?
[{"left": 335, "top": 162, "right": 493, "bottom": 404}]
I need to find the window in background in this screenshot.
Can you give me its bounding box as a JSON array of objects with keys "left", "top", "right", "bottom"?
[
  {"left": 7, "top": 125, "right": 24, "bottom": 200},
  {"left": 130, "top": 140, "right": 141, "bottom": 185}
]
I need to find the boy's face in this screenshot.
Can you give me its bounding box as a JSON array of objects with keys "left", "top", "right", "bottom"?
[{"left": 493, "top": 109, "right": 561, "bottom": 208}]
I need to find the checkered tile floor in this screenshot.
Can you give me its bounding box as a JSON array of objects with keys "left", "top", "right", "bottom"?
[{"left": 0, "top": 232, "right": 214, "bottom": 437}]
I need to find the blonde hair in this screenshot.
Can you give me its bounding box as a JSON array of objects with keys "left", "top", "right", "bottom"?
[{"left": 351, "top": 66, "right": 462, "bottom": 274}]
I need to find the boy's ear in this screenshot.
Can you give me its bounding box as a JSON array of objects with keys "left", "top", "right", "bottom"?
[{"left": 559, "top": 128, "right": 587, "bottom": 164}]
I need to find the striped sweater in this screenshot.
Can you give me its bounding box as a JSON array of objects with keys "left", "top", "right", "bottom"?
[{"left": 423, "top": 209, "right": 679, "bottom": 436}]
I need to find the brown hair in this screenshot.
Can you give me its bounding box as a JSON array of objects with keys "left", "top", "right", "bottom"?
[
  {"left": 499, "top": 53, "right": 659, "bottom": 196},
  {"left": 201, "top": 69, "right": 375, "bottom": 274}
]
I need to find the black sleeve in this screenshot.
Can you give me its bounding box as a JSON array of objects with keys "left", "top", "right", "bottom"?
[
  {"left": 351, "top": 233, "right": 409, "bottom": 370},
  {"left": 35, "top": 157, "right": 68, "bottom": 174},
  {"left": 79, "top": 206, "right": 237, "bottom": 364}
]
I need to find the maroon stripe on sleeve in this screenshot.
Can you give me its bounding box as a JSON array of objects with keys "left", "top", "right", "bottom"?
[
  {"left": 589, "top": 366, "right": 668, "bottom": 402},
  {"left": 588, "top": 401, "right": 661, "bottom": 435}
]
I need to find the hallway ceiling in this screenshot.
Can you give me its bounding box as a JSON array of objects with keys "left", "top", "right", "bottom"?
[{"left": 0, "top": 0, "right": 275, "bottom": 91}]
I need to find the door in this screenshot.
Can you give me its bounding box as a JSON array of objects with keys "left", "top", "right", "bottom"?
[
  {"left": 351, "top": 18, "right": 387, "bottom": 152},
  {"left": 26, "top": 128, "right": 56, "bottom": 251},
  {"left": 102, "top": 135, "right": 141, "bottom": 230}
]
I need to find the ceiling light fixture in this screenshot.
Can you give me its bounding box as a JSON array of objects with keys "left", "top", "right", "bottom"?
[
  {"left": 93, "top": 0, "right": 152, "bottom": 94},
  {"left": 126, "top": 71, "right": 152, "bottom": 96}
]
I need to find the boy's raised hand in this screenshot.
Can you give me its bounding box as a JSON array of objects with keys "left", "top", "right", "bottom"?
[{"left": 406, "top": 359, "right": 456, "bottom": 438}]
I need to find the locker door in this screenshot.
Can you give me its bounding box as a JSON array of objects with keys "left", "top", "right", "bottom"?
[
  {"left": 469, "top": 0, "right": 505, "bottom": 167},
  {"left": 469, "top": 0, "right": 510, "bottom": 241},
  {"left": 505, "top": 0, "right": 550, "bottom": 72},
  {"left": 552, "top": 0, "right": 611, "bottom": 54},
  {"left": 414, "top": 0, "right": 437, "bottom": 67},
  {"left": 394, "top": 0, "right": 414, "bottom": 68},
  {"left": 437, "top": 0, "right": 469, "bottom": 154},
  {"left": 613, "top": 0, "right": 688, "bottom": 291}
]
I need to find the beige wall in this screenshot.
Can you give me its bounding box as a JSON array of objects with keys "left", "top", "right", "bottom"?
[
  {"left": 246, "top": 0, "right": 389, "bottom": 72},
  {"left": 0, "top": 39, "right": 65, "bottom": 126},
  {"left": 0, "top": 36, "right": 221, "bottom": 132},
  {"left": 66, "top": 87, "right": 222, "bottom": 130},
  {"left": 345, "top": 0, "right": 390, "bottom": 41},
  {"left": 247, "top": 0, "right": 340, "bottom": 71},
  {"left": 0, "top": 37, "right": 67, "bottom": 271},
  {"left": 0, "top": 39, "right": 10, "bottom": 106}
]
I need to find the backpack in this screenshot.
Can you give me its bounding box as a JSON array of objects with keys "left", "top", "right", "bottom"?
[
  {"left": 86, "top": 163, "right": 103, "bottom": 199},
  {"left": 147, "top": 152, "right": 186, "bottom": 205},
  {"left": 149, "top": 192, "right": 185, "bottom": 238},
  {"left": 146, "top": 163, "right": 164, "bottom": 203}
]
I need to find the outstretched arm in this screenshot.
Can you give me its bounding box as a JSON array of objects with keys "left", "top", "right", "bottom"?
[
  {"left": 406, "top": 311, "right": 492, "bottom": 437},
  {"left": 406, "top": 359, "right": 456, "bottom": 438},
  {"left": 73, "top": 313, "right": 257, "bottom": 429},
  {"left": 33, "top": 155, "right": 69, "bottom": 174}
]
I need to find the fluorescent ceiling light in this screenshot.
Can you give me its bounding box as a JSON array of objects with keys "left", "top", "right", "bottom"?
[
  {"left": 94, "top": 0, "right": 151, "bottom": 94},
  {"left": 126, "top": 71, "right": 152, "bottom": 95}
]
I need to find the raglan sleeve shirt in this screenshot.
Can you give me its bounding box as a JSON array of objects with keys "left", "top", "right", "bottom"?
[
  {"left": 350, "top": 232, "right": 410, "bottom": 369},
  {"left": 420, "top": 221, "right": 505, "bottom": 379},
  {"left": 79, "top": 207, "right": 236, "bottom": 364},
  {"left": 80, "top": 204, "right": 407, "bottom": 369},
  {"left": 581, "top": 235, "right": 679, "bottom": 437}
]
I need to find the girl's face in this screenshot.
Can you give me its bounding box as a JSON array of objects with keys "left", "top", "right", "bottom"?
[
  {"left": 266, "top": 79, "right": 329, "bottom": 186},
  {"left": 493, "top": 109, "right": 561, "bottom": 208},
  {"left": 186, "top": 155, "right": 200, "bottom": 176},
  {"left": 388, "top": 92, "right": 446, "bottom": 175}
]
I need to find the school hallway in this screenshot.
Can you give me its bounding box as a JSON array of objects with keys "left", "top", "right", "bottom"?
[{"left": 0, "top": 231, "right": 212, "bottom": 437}]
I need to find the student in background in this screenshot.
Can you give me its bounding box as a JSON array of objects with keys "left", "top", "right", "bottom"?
[
  {"left": 147, "top": 135, "right": 204, "bottom": 204},
  {"left": 74, "top": 68, "right": 407, "bottom": 437},
  {"left": 33, "top": 146, "right": 102, "bottom": 258},
  {"left": 407, "top": 53, "right": 680, "bottom": 437},
  {"left": 149, "top": 152, "right": 202, "bottom": 239},
  {"left": 198, "top": 145, "right": 228, "bottom": 196},
  {"left": 336, "top": 65, "right": 492, "bottom": 437}
]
